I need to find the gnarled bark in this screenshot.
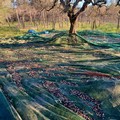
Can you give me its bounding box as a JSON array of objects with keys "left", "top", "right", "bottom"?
[{"left": 68, "top": 12, "right": 77, "bottom": 35}]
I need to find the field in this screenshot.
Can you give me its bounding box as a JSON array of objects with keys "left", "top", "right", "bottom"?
[
  {"left": 0, "top": 30, "right": 120, "bottom": 120},
  {"left": 0, "top": 22, "right": 120, "bottom": 38}
]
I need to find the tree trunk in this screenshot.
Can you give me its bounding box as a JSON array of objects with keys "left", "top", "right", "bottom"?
[
  {"left": 6, "top": 17, "right": 11, "bottom": 28},
  {"left": 22, "top": 14, "right": 25, "bottom": 29},
  {"left": 33, "top": 14, "right": 36, "bottom": 27},
  {"left": 92, "top": 19, "right": 97, "bottom": 30},
  {"left": 117, "top": 16, "right": 120, "bottom": 29},
  {"left": 52, "top": 13, "right": 56, "bottom": 30},
  {"left": 69, "top": 16, "right": 77, "bottom": 35},
  {"left": 68, "top": 14, "right": 78, "bottom": 43},
  {"left": 15, "top": 9, "right": 21, "bottom": 28},
  {"left": 30, "top": 12, "right": 33, "bottom": 26}
]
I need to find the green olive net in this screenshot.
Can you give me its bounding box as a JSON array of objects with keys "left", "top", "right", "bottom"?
[{"left": 0, "top": 29, "right": 120, "bottom": 120}]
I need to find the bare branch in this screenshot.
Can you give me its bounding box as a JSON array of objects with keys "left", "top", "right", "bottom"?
[
  {"left": 75, "top": 0, "right": 92, "bottom": 17},
  {"left": 116, "top": 0, "right": 120, "bottom": 6},
  {"left": 60, "top": 0, "right": 66, "bottom": 7},
  {"left": 92, "top": 0, "right": 107, "bottom": 7},
  {"left": 72, "top": 0, "right": 83, "bottom": 11},
  {"left": 47, "top": 0, "right": 58, "bottom": 11},
  {"left": 75, "top": 4, "right": 87, "bottom": 17}
]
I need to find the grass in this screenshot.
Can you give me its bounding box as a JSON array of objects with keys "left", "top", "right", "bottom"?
[
  {"left": 0, "top": 26, "right": 25, "bottom": 38},
  {"left": 0, "top": 22, "right": 119, "bottom": 38}
]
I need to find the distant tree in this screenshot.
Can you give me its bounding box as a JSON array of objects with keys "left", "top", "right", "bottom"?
[
  {"left": 116, "top": 0, "right": 120, "bottom": 29},
  {"left": 0, "top": 0, "right": 12, "bottom": 26}
]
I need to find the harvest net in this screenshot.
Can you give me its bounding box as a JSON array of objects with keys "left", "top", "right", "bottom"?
[
  {"left": 0, "top": 30, "right": 120, "bottom": 120},
  {"left": 14, "top": 30, "right": 120, "bottom": 50}
]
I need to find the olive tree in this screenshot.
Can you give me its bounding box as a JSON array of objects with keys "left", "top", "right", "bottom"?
[
  {"left": 31, "top": 0, "right": 119, "bottom": 37},
  {"left": 47, "top": 0, "right": 107, "bottom": 35}
]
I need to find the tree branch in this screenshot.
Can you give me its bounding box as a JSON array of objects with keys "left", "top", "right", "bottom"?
[
  {"left": 47, "top": 0, "right": 58, "bottom": 11},
  {"left": 72, "top": 0, "right": 82, "bottom": 11},
  {"left": 75, "top": 0, "right": 91, "bottom": 17},
  {"left": 60, "top": 0, "right": 66, "bottom": 7},
  {"left": 92, "top": 0, "right": 107, "bottom": 7},
  {"left": 116, "top": 0, "right": 120, "bottom": 6}
]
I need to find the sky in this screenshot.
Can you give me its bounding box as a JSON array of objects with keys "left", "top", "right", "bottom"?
[
  {"left": 12, "top": 0, "right": 118, "bottom": 9},
  {"left": 76, "top": 0, "right": 118, "bottom": 8}
]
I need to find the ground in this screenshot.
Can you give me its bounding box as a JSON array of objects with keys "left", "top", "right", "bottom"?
[{"left": 0, "top": 31, "right": 120, "bottom": 120}]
